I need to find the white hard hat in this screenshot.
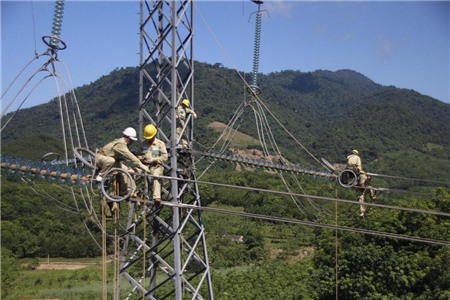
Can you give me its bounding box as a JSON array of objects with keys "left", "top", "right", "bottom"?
[{"left": 123, "top": 127, "right": 137, "bottom": 141}]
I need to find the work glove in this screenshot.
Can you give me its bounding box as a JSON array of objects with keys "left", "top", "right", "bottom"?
[
  {"left": 144, "top": 157, "right": 154, "bottom": 164},
  {"left": 139, "top": 164, "right": 150, "bottom": 173}
]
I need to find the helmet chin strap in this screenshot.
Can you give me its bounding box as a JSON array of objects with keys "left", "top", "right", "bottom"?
[{"left": 124, "top": 136, "right": 133, "bottom": 144}]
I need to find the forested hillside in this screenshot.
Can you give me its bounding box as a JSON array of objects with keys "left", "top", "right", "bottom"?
[
  {"left": 2, "top": 62, "right": 450, "bottom": 180},
  {"left": 2, "top": 62, "right": 450, "bottom": 299}
]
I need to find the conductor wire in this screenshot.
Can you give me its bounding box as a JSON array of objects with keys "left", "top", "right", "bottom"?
[
  {"left": 152, "top": 174, "right": 450, "bottom": 218},
  {"left": 160, "top": 201, "right": 450, "bottom": 246}
]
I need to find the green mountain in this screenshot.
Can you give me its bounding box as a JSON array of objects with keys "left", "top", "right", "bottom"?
[
  {"left": 2, "top": 62, "right": 450, "bottom": 181},
  {"left": 2, "top": 62, "right": 450, "bottom": 299}
]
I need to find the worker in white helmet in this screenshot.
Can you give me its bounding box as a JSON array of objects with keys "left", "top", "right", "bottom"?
[
  {"left": 139, "top": 124, "right": 168, "bottom": 204},
  {"left": 94, "top": 127, "right": 150, "bottom": 192},
  {"left": 176, "top": 98, "right": 197, "bottom": 148},
  {"left": 346, "top": 149, "right": 375, "bottom": 217}
]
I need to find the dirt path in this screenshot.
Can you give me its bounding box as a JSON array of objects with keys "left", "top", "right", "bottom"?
[{"left": 36, "top": 262, "right": 96, "bottom": 270}]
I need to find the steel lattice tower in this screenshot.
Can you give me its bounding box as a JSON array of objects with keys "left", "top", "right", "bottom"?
[{"left": 116, "top": 1, "right": 214, "bottom": 299}]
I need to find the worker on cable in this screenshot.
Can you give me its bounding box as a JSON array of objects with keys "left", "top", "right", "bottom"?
[
  {"left": 176, "top": 98, "right": 197, "bottom": 148},
  {"left": 140, "top": 124, "right": 168, "bottom": 204},
  {"left": 94, "top": 127, "right": 150, "bottom": 194},
  {"left": 346, "top": 149, "right": 375, "bottom": 217}
]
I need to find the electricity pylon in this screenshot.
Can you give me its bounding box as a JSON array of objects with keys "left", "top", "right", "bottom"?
[{"left": 116, "top": 1, "right": 214, "bottom": 299}]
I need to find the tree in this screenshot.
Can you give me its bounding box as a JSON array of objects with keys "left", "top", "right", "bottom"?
[{"left": 1, "top": 247, "right": 19, "bottom": 298}]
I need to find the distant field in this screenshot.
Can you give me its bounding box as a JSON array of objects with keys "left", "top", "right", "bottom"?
[
  {"left": 5, "top": 258, "right": 107, "bottom": 300},
  {"left": 36, "top": 260, "right": 97, "bottom": 270},
  {"left": 208, "top": 121, "right": 259, "bottom": 149}
]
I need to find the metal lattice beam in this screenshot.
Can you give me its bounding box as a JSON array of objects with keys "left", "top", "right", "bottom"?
[{"left": 113, "top": 1, "right": 214, "bottom": 299}]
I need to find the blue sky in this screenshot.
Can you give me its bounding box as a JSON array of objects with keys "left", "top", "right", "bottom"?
[{"left": 2, "top": 1, "right": 449, "bottom": 113}]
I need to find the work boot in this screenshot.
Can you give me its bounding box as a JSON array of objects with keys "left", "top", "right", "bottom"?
[{"left": 119, "top": 189, "right": 132, "bottom": 197}]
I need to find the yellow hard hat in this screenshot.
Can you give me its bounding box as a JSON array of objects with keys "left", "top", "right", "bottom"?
[
  {"left": 352, "top": 149, "right": 359, "bottom": 155},
  {"left": 182, "top": 99, "right": 190, "bottom": 107},
  {"left": 143, "top": 124, "right": 157, "bottom": 140}
]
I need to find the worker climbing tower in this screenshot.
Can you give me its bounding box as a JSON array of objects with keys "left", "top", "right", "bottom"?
[{"left": 114, "top": 1, "right": 214, "bottom": 299}]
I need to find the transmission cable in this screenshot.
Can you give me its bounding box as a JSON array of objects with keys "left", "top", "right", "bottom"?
[
  {"left": 368, "top": 172, "right": 450, "bottom": 186},
  {"left": 192, "top": 12, "right": 448, "bottom": 187},
  {"left": 1, "top": 75, "right": 52, "bottom": 130},
  {"left": 195, "top": 3, "right": 333, "bottom": 172},
  {"left": 153, "top": 174, "right": 450, "bottom": 218},
  {"left": 249, "top": 100, "right": 328, "bottom": 216},
  {"left": 19, "top": 178, "right": 78, "bottom": 213},
  {"left": 30, "top": 1, "right": 38, "bottom": 57},
  {"left": 197, "top": 102, "right": 247, "bottom": 179},
  {"left": 165, "top": 203, "right": 449, "bottom": 246}
]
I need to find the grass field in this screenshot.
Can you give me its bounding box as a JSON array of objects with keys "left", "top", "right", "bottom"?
[
  {"left": 207, "top": 121, "right": 260, "bottom": 149},
  {"left": 4, "top": 205, "right": 316, "bottom": 299},
  {"left": 5, "top": 258, "right": 107, "bottom": 300}
]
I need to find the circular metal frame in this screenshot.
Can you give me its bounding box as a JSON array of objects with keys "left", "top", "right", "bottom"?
[
  {"left": 246, "top": 84, "right": 261, "bottom": 95},
  {"left": 101, "top": 167, "right": 134, "bottom": 202},
  {"left": 40, "top": 152, "right": 60, "bottom": 162},
  {"left": 73, "top": 147, "right": 96, "bottom": 169},
  {"left": 42, "top": 35, "right": 67, "bottom": 50},
  {"left": 338, "top": 169, "right": 358, "bottom": 188}
]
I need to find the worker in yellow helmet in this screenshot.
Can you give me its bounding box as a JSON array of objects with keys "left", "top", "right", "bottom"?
[
  {"left": 94, "top": 127, "right": 150, "bottom": 195},
  {"left": 140, "top": 124, "right": 168, "bottom": 204},
  {"left": 346, "top": 149, "right": 362, "bottom": 173},
  {"left": 176, "top": 98, "right": 197, "bottom": 148},
  {"left": 346, "top": 149, "right": 375, "bottom": 217}
]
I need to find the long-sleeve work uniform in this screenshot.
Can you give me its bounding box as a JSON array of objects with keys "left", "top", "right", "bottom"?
[
  {"left": 346, "top": 154, "right": 362, "bottom": 173},
  {"left": 142, "top": 138, "right": 168, "bottom": 200},
  {"left": 95, "top": 138, "right": 145, "bottom": 191},
  {"left": 176, "top": 105, "right": 197, "bottom": 146},
  {"left": 346, "top": 153, "right": 372, "bottom": 215}
]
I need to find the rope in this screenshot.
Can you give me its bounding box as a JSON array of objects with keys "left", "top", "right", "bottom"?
[
  {"left": 142, "top": 187, "right": 147, "bottom": 300},
  {"left": 113, "top": 203, "right": 120, "bottom": 300},
  {"left": 102, "top": 199, "right": 108, "bottom": 300},
  {"left": 335, "top": 188, "right": 339, "bottom": 300}
]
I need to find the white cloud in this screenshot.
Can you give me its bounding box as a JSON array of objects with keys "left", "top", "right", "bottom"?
[
  {"left": 373, "top": 35, "right": 407, "bottom": 59},
  {"left": 263, "top": 1, "right": 296, "bottom": 18}
]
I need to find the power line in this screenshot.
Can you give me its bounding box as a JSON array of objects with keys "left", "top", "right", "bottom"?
[
  {"left": 368, "top": 172, "right": 450, "bottom": 186},
  {"left": 160, "top": 201, "right": 450, "bottom": 247},
  {"left": 4, "top": 159, "right": 446, "bottom": 218},
  {"left": 155, "top": 175, "right": 450, "bottom": 218}
]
